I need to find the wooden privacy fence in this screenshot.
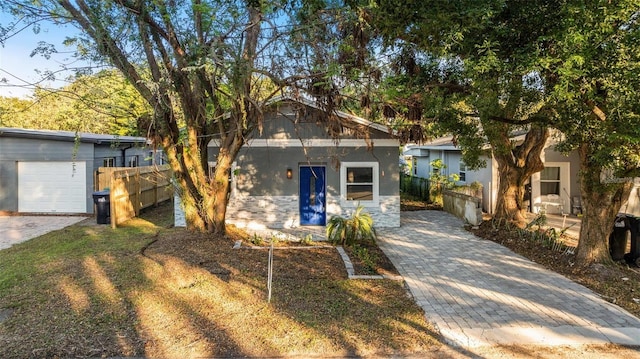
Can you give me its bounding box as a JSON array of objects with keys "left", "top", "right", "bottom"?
[{"left": 95, "top": 165, "right": 173, "bottom": 228}]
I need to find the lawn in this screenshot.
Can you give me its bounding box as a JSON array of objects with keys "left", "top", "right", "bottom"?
[{"left": 0, "top": 203, "right": 443, "bottom": 358}]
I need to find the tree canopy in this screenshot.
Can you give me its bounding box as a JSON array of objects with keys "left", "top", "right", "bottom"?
[
  {"left": 543, "top": 1, "right": 640, "bottom": 264},
  {"left": 363, "top": 0, "right": 640, "bottom": 265},
  {"left": 0, "top": 69, "right": 148, "bottom": 135},
  {"left": 1, "top": 0, "right": 366, "bottom": 233}
]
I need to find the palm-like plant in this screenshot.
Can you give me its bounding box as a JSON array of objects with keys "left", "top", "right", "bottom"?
[{"left": 326, "top": 205, "right": 377, "bottom": 246}]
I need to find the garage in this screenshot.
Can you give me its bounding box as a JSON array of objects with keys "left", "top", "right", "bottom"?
[
  {"left": 18, "top": 161, "right": 87, "bottom": 213},
  {"left": 1, "top": 128, "right": 158, "bottom": 214}
]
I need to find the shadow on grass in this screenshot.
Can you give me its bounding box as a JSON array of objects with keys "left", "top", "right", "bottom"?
[{"left": 0, "top": 203, "right": 488, "bottom": 358}]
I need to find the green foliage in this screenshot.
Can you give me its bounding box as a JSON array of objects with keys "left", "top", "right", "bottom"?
[
  {"left": 249, "top": 233, "right": 266, "bottom": 246},
  {"left": 301, "top": 234, "right": 315, "bottom": 246},
  {"left": 517, "top": 212, "right": 575, "bottom": 253},
  {"left": 351, "top": 245, "right": 378, "bottom": 274},
  {"left": 0, "top": 70, "right": 149, "bottom": 135},
  {"left": 548, "top": 2, "right": 640, "bottom": 183},
  {"left": 326, "top": 205, "right": 377, "bottom": 247},
  {"left": 428, "top": 159, "right": 459, "bottom": 205}
]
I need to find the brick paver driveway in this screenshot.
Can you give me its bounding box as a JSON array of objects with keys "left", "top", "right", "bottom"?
[{"left": 377, "top": 210, "right": 640, "bottom": 348}]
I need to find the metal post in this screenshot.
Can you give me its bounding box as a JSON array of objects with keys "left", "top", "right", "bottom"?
[{"left": 267, "top": 241, "right": 273, "bottom": 303}]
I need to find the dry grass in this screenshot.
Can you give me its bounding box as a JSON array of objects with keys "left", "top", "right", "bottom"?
[
  {"left": 3, "top": 200, "right": 640, "bottom": 358},
  {"left": 0, "top": 203, "right": 442, "bottom": 358}
]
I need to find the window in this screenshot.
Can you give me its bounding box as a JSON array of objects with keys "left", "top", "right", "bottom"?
[
  {"left": 412, "top": 157, "right": 417, "bottom": 175},
  {"left": 459, "top": 161, "right": 467, "bottom": 182},
  {"left": 540, "top": 166, "right": 560, "bottom": 195},
  {"left": 128, "top": 156, "right": 139, "bottom": 168},
  {"left": 149, "top": 150, "right": 167, "bottom": 165},
  {"left": 103, "top": 158, "right": 115, "bottom": 167},
  {"left": 341, "top": 162, "right": 379, "bottom": 206}
]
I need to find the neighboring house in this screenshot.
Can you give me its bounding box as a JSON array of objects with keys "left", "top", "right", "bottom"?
[
  {"left": 175, "top": 96, "right": 400, "bottom": 229},
  {"left": 0, "top": 127, "right": 161, "bottom": 214},
  {"left": 403, "top": 137, "right": 471, "bottom": 182},
  {"left": 404, "top": 135, "right": 585, "bottom": 216}
]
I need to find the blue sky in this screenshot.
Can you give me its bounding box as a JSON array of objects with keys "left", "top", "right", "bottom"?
[{"left": 0, "top": 12, "right": 88, "bottom": 98}]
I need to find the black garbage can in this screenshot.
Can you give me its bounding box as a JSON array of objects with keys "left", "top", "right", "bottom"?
[
  {"left": 92, "top": 190, "right": 111, "bottom": 225},
  {"left": 609, "top": 214, "right": 629, "bottom": 261},
  {"left": 624, "top": 215, "right": 640, "bottom": 266}
]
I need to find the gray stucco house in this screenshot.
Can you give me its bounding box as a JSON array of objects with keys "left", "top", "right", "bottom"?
[
  {"left": 175, "top": 96, "right": 401, "bottom": 229},
  {"left": 404, "top": 134, "right": 639, "bottom": 217},
  {"left": 0, "top": 128, "right": 161, "bottom": 214}
]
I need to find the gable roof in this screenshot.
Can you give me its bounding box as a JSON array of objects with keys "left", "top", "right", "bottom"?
[
  {"left": 269, "top": 94, "right": 394, "bottom": 136},
  {"left": 0, "top": 127, "right": 150, "bottom": 145}
]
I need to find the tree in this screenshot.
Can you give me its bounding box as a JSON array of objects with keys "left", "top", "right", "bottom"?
[
  {"left": 0, "top": 69, "right": 148, "bottom": 135},
  {"left": 2, "top": 0, "right": 338, "bottom": 234},
  {"left": 351, "top": 0, "right": 563, "bottom": 225},
  {"left": 366, "top": 0, "right": 640, "bottom": 265},
  {"left": 546, "top": 1, "right": 640, "bottom": 265}
]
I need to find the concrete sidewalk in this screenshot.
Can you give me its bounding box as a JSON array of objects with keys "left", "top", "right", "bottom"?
[
  {"left": 0, "top": 216, "right": 87, "bottom": 250},
  {"left": 377, "top": 210, "right": 640, "bottom": 348}
]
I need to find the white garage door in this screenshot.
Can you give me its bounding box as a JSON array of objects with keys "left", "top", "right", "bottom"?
[{"left": 18, "top": 161, "right": 87, "bottom": 213}]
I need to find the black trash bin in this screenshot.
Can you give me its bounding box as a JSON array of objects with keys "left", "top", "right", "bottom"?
[
  {"left": 624, "top": 215, "right": 640, "bottom": 266},
  {"left": 92, "top": 190, "right": 111, "bottom": 225},
  {"left": 609, "top": 214, "right": 629, "bottom": 261}
]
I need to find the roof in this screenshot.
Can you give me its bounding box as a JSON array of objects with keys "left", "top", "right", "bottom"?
[
  {"left": 403, "top": 129, "right": 544, "bottom": 155},
  {"left": 404, "top": 136, "right": 460, "bottom": 155},
  {"left": 0, "top": 127, "right": 150, "bottom": 145},
  {"left": 269, "top": 94, "right": 394, "bottom": 136}
]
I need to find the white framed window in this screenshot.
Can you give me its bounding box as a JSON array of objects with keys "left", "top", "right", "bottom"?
[
  {"left": 148, "top": 150, "right": 166, "bottom": 165},
  {"left": 459, "top": 161, "right": 467, "bottom": 182},
  {"left": 128, "top": 156, "right": 139, "bottom": 167},
  {"left": 540, "top": 166, "right": 560, "bottom": 195},
  {"left": 103, "top": 158, "right": 115, "bottom": 167},
  {"left": 340, "top": 161, "right": 379, "bottom": 206}
]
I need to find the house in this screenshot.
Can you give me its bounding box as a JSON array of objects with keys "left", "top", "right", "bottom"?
[
  {"left": 405, "top": 136, "right": 640, "bottom": 220},
  {"left": 175, "top": 96, "right": 401, "bottom": 229},
  {"left": 403, "top": 135, "right": 584, "bottom": 216},
  {"left": 0, "top": 127, "right": 162, "bottom": 214},
  {"left": 403, "top": 137, "right": 466, "bottom": 180}
]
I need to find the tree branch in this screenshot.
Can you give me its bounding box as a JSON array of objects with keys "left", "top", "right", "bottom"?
[
  {"left": 60, "top": 0, "right": 154, "bottom": 102},
  {"left": 424, "top": 82, "right": 470, "bottom": 94}
]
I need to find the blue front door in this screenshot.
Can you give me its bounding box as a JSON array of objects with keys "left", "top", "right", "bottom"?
[{"left": 299, "top": 166, "right": 326, "bottom": 226}]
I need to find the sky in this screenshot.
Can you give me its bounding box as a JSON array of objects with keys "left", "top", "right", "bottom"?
[{"left": 0, "top": 12, "right": 89, "bottom": 98}]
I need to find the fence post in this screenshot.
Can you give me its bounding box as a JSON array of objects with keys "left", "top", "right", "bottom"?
[
  {"left": 110, "top": 171, "right": 117, "bottom": 229},
  {"left": 136, "top": 168, "right": 141, "bottom": 216}
]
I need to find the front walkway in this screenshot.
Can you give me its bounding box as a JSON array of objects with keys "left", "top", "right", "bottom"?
[{"left": 377, "top": 210, "right": 640, "bottom": 348}]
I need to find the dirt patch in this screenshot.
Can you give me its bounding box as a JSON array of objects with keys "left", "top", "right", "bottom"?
[
  {"left": 401, "top": 197, "right": 442, "bottom": 212},
  {"left": 469, "top": 221, "right": 640, "bottom": 318},
  {"left": 0, "top": 308, "right": 13, "bottom": 324}
]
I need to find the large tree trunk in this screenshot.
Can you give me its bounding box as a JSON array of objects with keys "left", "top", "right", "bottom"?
[
  {"left": 490, "top": 125, "right": 549, "bottom": 226},
  {"left": 168, "top": 138, "right": 242, "bottom": 234},
  {"left": 493, "top": 164, "right": 529, "bottom": 225},
  {"left": 575, "top": 143, "right": 633, "bottom": 266}
]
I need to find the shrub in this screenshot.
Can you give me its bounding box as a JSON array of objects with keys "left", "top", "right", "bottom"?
[{"left": 326, "top": 205, "right": 377, "bottom": 246}]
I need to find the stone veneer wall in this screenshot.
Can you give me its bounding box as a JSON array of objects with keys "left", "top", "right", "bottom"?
[{"left": 174, "top": 194, "right": 400, "bottom": 228}]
